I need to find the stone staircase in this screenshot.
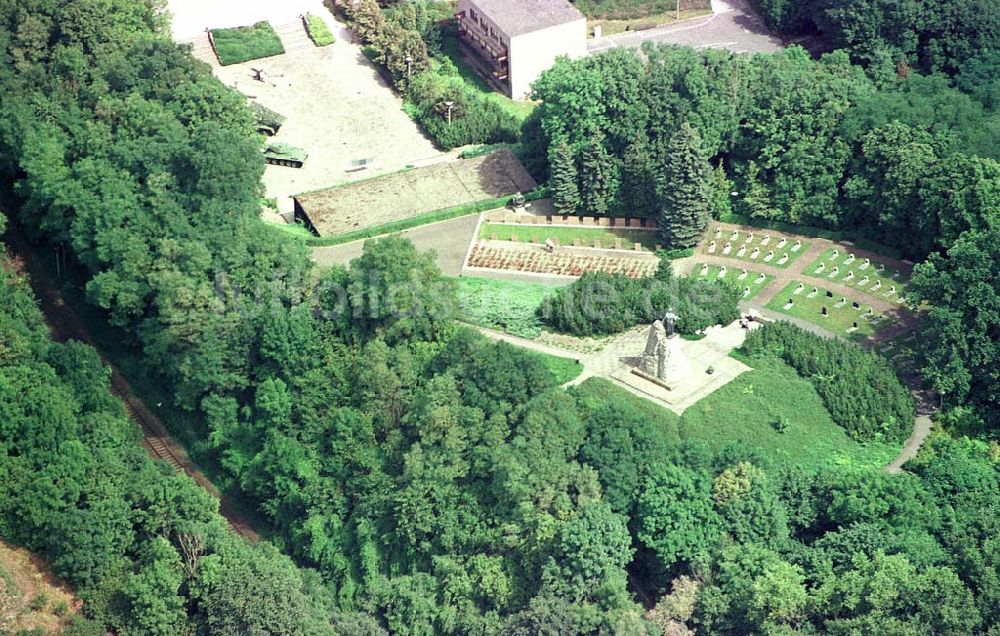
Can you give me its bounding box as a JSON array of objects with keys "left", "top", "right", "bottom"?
[
  {"left": 179, "top": 32, "right": 220, "bottom": 67},
  {"left": 273, "top": 20, "right": 315, "bottom": 54}
]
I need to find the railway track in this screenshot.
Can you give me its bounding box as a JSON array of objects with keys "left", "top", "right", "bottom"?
[
  {"left": 3, "top": 215, "right": 266, "bottom": 539},
  {"left": 109, "top": 382, "right": 186, "bottom": 472}
]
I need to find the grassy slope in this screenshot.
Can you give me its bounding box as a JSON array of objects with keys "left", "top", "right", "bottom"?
[
  {"left": 574, "top": 355, "right": 898, "bottom": 472},
  {"left": 439, "top": 32, "right": 536, "bottom": 121},
  {"left": 523, "top": 349, "right": 583, "bottom": 384},
  {"left": 0, "top": 539, "right": 78, "bottom": 633}
]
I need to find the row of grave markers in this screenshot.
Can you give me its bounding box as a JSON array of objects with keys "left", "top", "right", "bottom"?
[
  {"left": 713, "top": 228, "right": 801, "bottom": 248},
  {"left": 708, "top": 241, "right": 796, "bottom": 264}
]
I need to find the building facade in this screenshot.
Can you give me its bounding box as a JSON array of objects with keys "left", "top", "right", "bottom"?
[{"left": 455, "top": 0, "right": 586, "bottom": 99}]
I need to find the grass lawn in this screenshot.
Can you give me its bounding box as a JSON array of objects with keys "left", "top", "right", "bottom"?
[
  {"left": 701, "top": 227, "right": 810, "bottom": 269},
  {"left": 262, "top": 219, "right": 312, "bottom": 240},
  {"left": 523, "top": 350, "right": 583, "bottom": 384},
  {"left": 693, "top": 263, "right": 773, "bottom": 301},
  {"left": 305, "top": 14, "right": 334, "bottom": 46},
  {"left": 480, "top": 222, "right": 658, "bottom": 251},
  {"left": 803, "top": 247, "right": 909, "bottom": 303},
  {"left": 211, "top": 22, "right": 285, "bottom": 66},
  {"left": 678, "top": 356, "right": 899, "bottom": 471},
  {"left": 455, "top": 275, "right": 558, "bottom": 338},
  {"left": 573, "top": 357, "right": 898, "bottom": 472},
  {"left": 764, "top": 280, "right": 895, "bottom": 340}
]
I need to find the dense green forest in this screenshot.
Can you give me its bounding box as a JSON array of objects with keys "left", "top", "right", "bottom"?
[
  {"left": 0, "top": 0, "right": 999, "bottom": 634},
  {"left": 749, "top": 0, "right": 999, "bottom": 84},
  {"left": 528, "top": 45, "right": 998, "bottom": 259},
  {"left": 0, "top": 219, "right": 374, "bottom": 634}
]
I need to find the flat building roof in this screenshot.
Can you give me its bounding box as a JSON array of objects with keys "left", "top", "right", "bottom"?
[{"left": 469, "top": 0, "right": 585, "bottom": 37}]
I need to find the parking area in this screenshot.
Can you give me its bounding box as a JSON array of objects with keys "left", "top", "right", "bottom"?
[{"left": 588, "top": 0, "right": 782, "bottom": 55}]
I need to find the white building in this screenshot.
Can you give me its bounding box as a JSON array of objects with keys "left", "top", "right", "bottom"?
[{"left": 455, "top": 0, "right": 586, "bottom": 99}]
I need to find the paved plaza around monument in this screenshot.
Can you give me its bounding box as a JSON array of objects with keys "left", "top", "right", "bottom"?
[{"left": 478, "top": 318, "right": 757, "bottom": 415}]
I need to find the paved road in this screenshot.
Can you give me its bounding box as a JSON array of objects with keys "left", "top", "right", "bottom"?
[
  {"left": 588, "top": 0, "right": 783, "bottom": 55},
  {"left": 311, "top": 213, "right": 481, "bottom": 276}
]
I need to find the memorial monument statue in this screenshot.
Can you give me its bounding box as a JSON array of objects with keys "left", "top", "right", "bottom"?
[{"left": 637, "top": 310, "right": 691, "bottom": 386}]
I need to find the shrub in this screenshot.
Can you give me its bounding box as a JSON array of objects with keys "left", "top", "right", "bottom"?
[
  {"left": 538, "top": 268, "right": 740, "bottom": 337},
  {"left": 29, "top": 592, "right": 48, "bottom": 611},
  {"left": 53, "top": 599, "right": 69, "bottom": 616},
  {"left": 741, "top": 322, "right": 914, "bottom": 443},
  {"left": 210, "top": 22, "right": 285, "bottom": 66},
  {"left": 305, "top": 14, "right": 335, "bottom": 46}
]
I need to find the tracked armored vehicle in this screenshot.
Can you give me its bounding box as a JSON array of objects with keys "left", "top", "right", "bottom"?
[
  {"left": 251, "top": 101, "right": 286, "bottom": 136},
  {"left": 262, "top": 143, "right": 307, "bottom": 168}
]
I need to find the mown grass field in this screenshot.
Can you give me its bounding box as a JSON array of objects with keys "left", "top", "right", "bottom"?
[
  {"left": 573, "top": 356, "right": 899, "bottom": 472},
  {"left": 693, "top": 263, "right": 773, "bottom": 301},
  {"left": 479, "top": 222, "right": 658, "bottom": 251},
  {"left": 455, "top": 275, "right": 558, "bottom": 338},
  {"left": 764, "top": 281, "right": 894, "bottom": 340},
  {"left": 211, "top": 22, "right": 285, "bottom": 66}
]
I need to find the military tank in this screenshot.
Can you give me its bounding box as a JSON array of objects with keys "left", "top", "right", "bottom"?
[
  {"left": 262, "top": 143, "right": 307, "bottom": 168},
  {"left": 251, "top": 101, "right": 286, "bottom": 136}
]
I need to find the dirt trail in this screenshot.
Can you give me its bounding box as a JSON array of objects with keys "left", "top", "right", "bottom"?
[{"left": 4, "top": 227, "right": 260, "bottom": 542}]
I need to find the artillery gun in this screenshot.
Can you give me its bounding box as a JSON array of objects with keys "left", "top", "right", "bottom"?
[
  {"left": 250, "top": 101, "right": 286, "bottom": 136},
  {"left": 262, "top": 143, "right": 307, "bottom": 168}
]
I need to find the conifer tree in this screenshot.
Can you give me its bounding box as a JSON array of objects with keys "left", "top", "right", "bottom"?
[
  {"left": 659, "top": 123, "right": 711, "bottom": 248},
  {"left": 742, "top": 160, "right": 775, "bottom": 219},
  {"left": 549, "top": 136, "right": 580, "bottom": 215},
  {"left": 620, "top": 136, "right": 659, "bottom": 219},
  {"left": 579, "top": 129, "right": 616, "bottom": 216}
]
